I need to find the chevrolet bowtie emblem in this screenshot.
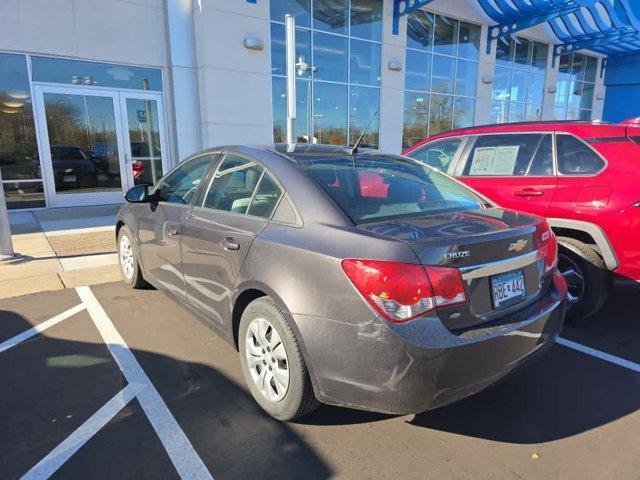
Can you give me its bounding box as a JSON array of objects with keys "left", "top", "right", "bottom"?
[{"left": 508, "top": 238, "right": 528, "bottom": 253}]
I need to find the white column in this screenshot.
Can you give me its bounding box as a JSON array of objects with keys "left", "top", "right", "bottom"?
[
  {"left": 165, "top": 0, "right": 203, "bottom": 162},
  {"left": 379, "top": 0, "right": 407, "bottom": 154},
  {"left": 541, "top": 48, "right": 558, "bottom": 120},
  {"left": 0, "top": 171, "right": 15, "bottom": 261},
  {"left": 592, "top": 57, "right": 607, "bottom": 120},
  {"left": 474, "top": 23, "right": 495, "bottom": 125}
]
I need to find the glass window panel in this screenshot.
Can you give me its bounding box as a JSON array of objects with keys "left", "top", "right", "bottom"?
[
  {"left": 528, "top": 135, "right": 553, "bottom": 176},
  {"left": 0, "top": 53, "right": 40, "bottom": 186},
  {"left": 584, "top": 56, "right": 598, "bottom": 83},
  {"left": 159, "top": 155, "right": 211, "bottom": 205},
  {"left": 566, "top": 107, "right": 579, "bottom": 120},
  {"left": 270, "top": 24, "right": 311, "bottom": 77},
  {"left": 428, "top": 94, "right": 453, "bottom": 135},
  {"left": 569, "top": 81, "right": 582, "bottom": 110},
  {"left": 350, "top": 39, "right": 381, "bottom": 86},
  {"left": 32, "top": 57, "right": 162, "bottom": 91},
  {"left": 248, "top": 173, "right": 283, "bottom": 219},
  {"left": 554, "top": 106, "right": 567, "bottom": 120},
  {"left": 496, "top": 37, "right": 513, "bottom": 66},
  {"left": 579, "top": 109, "right": 592, "bottom": 121},
  {"left": 409, "top": 138, "right": 464, "bottom": 171},
  {"left": 350, "top": 0, "right": 382, "bottom": 41},
  {"left": 405, "top": 50, "right": 431, "bottom": 91},
  {"left": 556, "top": 134, "right": 604, "bottom": 175},
  {"left": 510, "top": 70, "right": 528, "bottom": 102},
  {"left": 3, "top": 181, "right": 45, "bottom": 209},
  {"left": 558, "top": 53, "right": 572, "bottom": 75},
  {"left": 431, "top": 55, "right": 455, "bottom": 94},
  {"left": 458, "top": 22, "right": 480, "bottom": 60},
  {"left": 531, "top": 42, "right": 548, "bottom": 72},
  {"left": 527, "top": 73, "right": 545, "bottom": 105},
  {"left": 313, "top": 0, "right": 348, "bottom": 34},
  {"left": 580, "top": 82, "right": 594, "bottom": 110},
  {"left": 514, "top": 37, "right": 533, "bottom": 68},
  {"left": 464, "top": 134, "right": 547, "bottom": 176},
  {"left": 203, "top": 155, "right": 263, "bottom": 213},
  {"left": 349, "top": 86, "right": 379, "bottom": 148},
  {"left": 313, "top": 82, "right": 348, "bottom": 145},
  {"left": 491, "top": 100, "right": 509, "bottom": 123},
  {"left": 406, "top": 10, "right": 434, "bottom": 50},
  {"left": 555, "top": 78, "right": 571, "bottom": 107},
  {"left": 43, "top": 93, "right": 122, "bottom": 194},
  {"left": 455, "top": 59, "right": 477, "bottom": 97},
  {"left": 271, "top": 77, "right": 311, "bottom": 143},
  {"left": 403, "top": 91, "right": 429, "bottom": 148},
  {"left": 270, "top": 0, "right": 311, "bottom": 27},
  {"left": 313, "top": 32, "right": 348, "bottom": 82},
  {"left": 493, "top": 66, "right": 511, "bottom": 101},
  {"left": 508, "top": 102, "right": 526, "bottom": 122},
  {"left": 433, "top": 15, "right": 458, "bottom": 57},
  {"left": 526, "top": 103, "right": 542, "bottom": 121},
  {"left": 124, "top": 98, "right": 164, "bottom": 186},
  {"left": 453, "top": 97, "right": 475, "bottom": 129},
  {"left": 571, "top": 53, "right": 587, "bottom": 81}
]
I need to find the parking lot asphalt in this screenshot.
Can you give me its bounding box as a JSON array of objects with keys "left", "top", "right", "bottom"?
[{"left": 1, "top": 282, "right": 640, "bottom": 480}]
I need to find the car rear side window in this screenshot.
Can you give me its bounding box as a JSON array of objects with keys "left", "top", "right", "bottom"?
[
  {"left": 299, "top": 155, "right": 487, "bottom": 224},
  {"left": 202, "top": 153, "right": 283, "bottom": 219},
  {"left": 556, "top": 134, "right": 605, "bottom": 175},
  {"left": 408, "top": 138, "right": 465, "bottom": 172},
  {"left": 462, "top": 134, "right": 553, "bottom": 177}
]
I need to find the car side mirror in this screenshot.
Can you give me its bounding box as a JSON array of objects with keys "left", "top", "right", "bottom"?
[{"left": 124, "top": 184, "right": 150, "bottom": 203}]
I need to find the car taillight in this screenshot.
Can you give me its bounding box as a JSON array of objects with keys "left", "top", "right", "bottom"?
[
  {"left": 341, "top": 259, "right": 466, "bottom": 323},
  {"left": 535, "top": 220, "right": 557, "bottom": 273}
]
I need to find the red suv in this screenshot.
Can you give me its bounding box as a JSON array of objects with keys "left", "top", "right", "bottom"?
[{"left": 404, "top": 120, "right": 640, "bottom": 322}]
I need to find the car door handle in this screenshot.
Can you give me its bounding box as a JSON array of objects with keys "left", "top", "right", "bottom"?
[
  {"left": 167, "top": 225, "right": 180, "bottom": 236},
  {"left": 514, "top": 189, "right": 544, "bottom": 197},
  {"left": 221, "top": 238, "right": 240, "bottom": 250}
]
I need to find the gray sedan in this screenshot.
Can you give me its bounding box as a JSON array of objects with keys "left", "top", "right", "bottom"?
[{"left": 116, "top": 144, "right": 567, "bottom": 421}]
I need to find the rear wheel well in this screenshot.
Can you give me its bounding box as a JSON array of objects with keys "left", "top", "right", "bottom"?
[
  {"left": 551, "top": 227, "right": 601, "bottom": 255},
  {"left": 232, "top": 289, "right": 267, "bottom": 349}
]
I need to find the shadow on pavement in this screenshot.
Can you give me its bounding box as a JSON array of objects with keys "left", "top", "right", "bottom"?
[
  {"left": 0, "top": 310, "right": 332, "bottom": 480},
  {"left": 409, "top": 291, "right": 640, "bottom": 444}
]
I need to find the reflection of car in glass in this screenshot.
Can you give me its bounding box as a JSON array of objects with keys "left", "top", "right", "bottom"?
[
  {"left": 129, "top": 141, "right": 162, "bottom": 185},
  {"left": 115, "top": 144, "right": 567, "bottom": 421},
  {"left": 404, "top": 120, "right": 640, "bottom": 322},
  {"left": 50, "top": 145, "right": 98, "bottom": 190}
]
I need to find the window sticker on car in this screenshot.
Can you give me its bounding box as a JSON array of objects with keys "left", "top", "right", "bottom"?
[
  {"left": 469, "top": 145, "right": 521, "bottom": 176},
  {"left": 469, "top": 147, "right": 495, "bottom": 175},
  {"left": 491, "top": 145, "right": 520, "bottom": 175}
]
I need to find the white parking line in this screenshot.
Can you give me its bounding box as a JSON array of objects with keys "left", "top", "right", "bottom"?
[
  {"left": 556, "top": 336, "right": 640, "bottom": 373},
  {"left": 76, "top": 286, "right": 213, "bottom": 480},
  {"left": 21, "top": 384, "right": 140, "bottom": 480},
  {"left": 0, "top": 304, "right": 86, "bottom": 355}
]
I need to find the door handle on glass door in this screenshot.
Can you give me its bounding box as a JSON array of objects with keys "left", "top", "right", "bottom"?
[
  {"left": 514, "top": 189, "right": 544, "bottom": 197},
  {"left": 221, "top": 238, "right": 240, "bottom": 250}
]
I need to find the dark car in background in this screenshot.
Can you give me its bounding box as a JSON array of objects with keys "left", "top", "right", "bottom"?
[{"left": 115, "top": 144, "right": 567, "bottom": 421}]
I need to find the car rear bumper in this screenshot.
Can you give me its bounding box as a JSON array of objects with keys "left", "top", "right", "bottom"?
[{"left": 294, "top": 284, "right": 566, "bottom": 415}]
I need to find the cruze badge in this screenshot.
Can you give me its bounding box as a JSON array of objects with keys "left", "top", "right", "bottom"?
[
  {"left": 508, "top": 238, "right": 528, "bottom": 253},
  {"left": 444, "top": 250, "right": 470, "bottom": 260}
]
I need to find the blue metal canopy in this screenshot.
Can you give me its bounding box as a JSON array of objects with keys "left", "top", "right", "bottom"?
[{"left": 392, "top": 0, "right": 640, "bottom": 58}]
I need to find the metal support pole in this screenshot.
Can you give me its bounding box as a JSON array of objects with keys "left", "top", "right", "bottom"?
[
  {"left": 285, "top": 14, "right": 297, "bottom": 144},
  {"left": 0, "top": 169, "right": 15, "bottom": 261}
]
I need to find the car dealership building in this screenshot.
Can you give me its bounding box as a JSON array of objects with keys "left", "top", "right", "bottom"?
[{"left": 1, "top": 0, "right": 639, "bottom": 210}]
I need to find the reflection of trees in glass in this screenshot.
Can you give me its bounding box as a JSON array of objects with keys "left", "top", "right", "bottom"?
[
  {"left": 403, "top": 96, "right": 429, "bottom": 148},
  {"left": 429, "top": 95, "right": 453, "bottom": 136},
  {"left": 0, "top": 96, "right": 39, "bottom": 180}
]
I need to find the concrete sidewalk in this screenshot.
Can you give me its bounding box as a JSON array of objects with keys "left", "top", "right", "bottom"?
[{"left": 0, "top": 205, "right": 122, "bottom": 299}]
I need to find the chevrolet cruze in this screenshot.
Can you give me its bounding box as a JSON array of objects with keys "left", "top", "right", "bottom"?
[{"left": 116, "top": 144, "right": 567, "bottom": 421}]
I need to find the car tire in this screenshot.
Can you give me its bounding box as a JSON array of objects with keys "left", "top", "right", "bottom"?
[
  {"left": 557, "top": 237, "right": 609, "bottom": 323},
  {"left": 238, "top": 296, "right": 319, "bottom": 421},
  {"left": 117, "top": 225, "right": 147, "bottom": 289}
]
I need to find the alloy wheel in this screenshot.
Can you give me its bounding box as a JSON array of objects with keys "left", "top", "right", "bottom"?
[
  {"left": 244, "top": 317, "right": 290, "bottom": 402},
  {"left": 558, "top": 253, "right": 585, "bottom": 306},
  {"left": 119, "top": 234, "right": 135, "bottom": 280}
]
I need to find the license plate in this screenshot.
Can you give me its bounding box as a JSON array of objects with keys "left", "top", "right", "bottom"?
[
  {"left": 491, "top": 269, "right": 526, "bottom": 309},
  {"left": 63, "top": 175, "right": 76, "bottom": 183}
]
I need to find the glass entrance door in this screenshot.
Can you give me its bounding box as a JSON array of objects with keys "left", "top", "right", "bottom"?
[{"left": 34, "top": 85, "right": 170, "bottom": 207}]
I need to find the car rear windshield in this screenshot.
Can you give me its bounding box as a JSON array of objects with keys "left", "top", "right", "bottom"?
[{"left": 297, "top": 155, "right": 488, "bottom": 224}]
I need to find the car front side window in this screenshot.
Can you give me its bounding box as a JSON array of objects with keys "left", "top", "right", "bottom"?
[{"left": 158, "top": 155, "right": 213, "bottom": 204}]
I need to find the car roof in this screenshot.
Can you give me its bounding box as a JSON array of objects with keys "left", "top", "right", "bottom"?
[{"left": 411, "top": 121, "right": 631, "bottom": 149}]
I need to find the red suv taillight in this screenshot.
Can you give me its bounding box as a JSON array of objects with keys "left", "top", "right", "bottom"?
[
  {"left": 535, "top": 220, "right": 558, "bottom": 273},
  {"left": 341, "top": 259, "right": 466, "bottom": 323}
]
